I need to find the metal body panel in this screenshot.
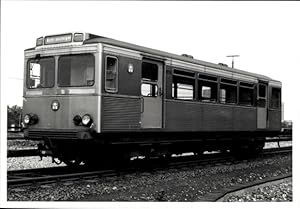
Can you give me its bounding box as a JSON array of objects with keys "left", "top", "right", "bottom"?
[
  {"left": 257, "top": 108, "right": 267, "bottom": 129},
  {"left": 25, "top": 44, "right": 99, "bottom": 58},
  {"left": 23, "top": 95, "right": 100, "bottom": 130},
  {"left": 102, "top": 95, "right": 141, "bottom": 130},
  {"left": 141, "top": 97, "right": 162, "bottom": 128},
  {"left": 233, "top": 106, "right": 257, "bottom": 131},
  {"left": 23, "top": 43, "right": 103, "bottom": 133},
  {"left": 164, "top": 100, "right": 257, "bottom": 132},
  {"left": 268, "top": 109, "right": 281, "bottom": 130},
  {"left": 85, "top": 37, "right": 279, "bottom": 83},
  {"left": 257, "top": 82, "right": 268, "bottom": 129},
  {"left": 102, "top": 52, "right": 142, "bottom": 96},
  {"left": 141, "top": 59, "right": 163, "bottom": 128}
]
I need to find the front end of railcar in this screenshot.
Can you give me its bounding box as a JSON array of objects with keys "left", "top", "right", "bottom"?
[{"left": 22, "top": 32, "right": 102, "bottom": 165}]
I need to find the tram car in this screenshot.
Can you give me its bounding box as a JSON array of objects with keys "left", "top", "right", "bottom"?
[{"left": 22, "top": 32, "right": 282, "bottom": 166}]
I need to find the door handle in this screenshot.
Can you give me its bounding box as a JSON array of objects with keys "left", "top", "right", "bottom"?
[{"left": 158, "top": 87, "right": 163, "bottom": 96}]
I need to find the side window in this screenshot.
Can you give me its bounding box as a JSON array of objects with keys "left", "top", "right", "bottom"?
[
  {"left": 105, "top": 56, "right": 118, "bottom": 93},
  {"left": 219, "top": 78, "right": 237, "bottom": 104},
  {"left": 239, "top": 82, "right": 254, "bottom": 106},
  {"left": 172, "top": 70, "right": 195, "bottom": 100},
  {"left": 270, "top": 87, "right": 281, "bottom": 109},
  {"left": 198, "top": 74, "right": 218, "bottom": 102}
]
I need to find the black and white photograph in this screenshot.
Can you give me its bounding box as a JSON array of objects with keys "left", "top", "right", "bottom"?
[{"left": 1, "top": 1, "right": 298, "bottom": 209}]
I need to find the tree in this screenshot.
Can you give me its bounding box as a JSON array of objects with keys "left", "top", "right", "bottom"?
[{"left": 7, "top": 105, "right": 22, "bottom": 127}]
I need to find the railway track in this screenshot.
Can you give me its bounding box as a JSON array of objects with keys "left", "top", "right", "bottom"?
[
  {"left": 198, "top": 173, "right": 292, "bottom": 201},
  {"left": 7, "top": 146, "right": 292, "bottom": 188}
]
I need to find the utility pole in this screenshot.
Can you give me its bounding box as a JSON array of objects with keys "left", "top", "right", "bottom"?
[{"left": 226, "top": 55, "right": 239, "bottom": 68}]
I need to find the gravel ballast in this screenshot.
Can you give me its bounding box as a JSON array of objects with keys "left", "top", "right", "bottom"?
[
  {"left": 7, "top": 154, "right": 292, "bottom": 201},
  {"left": 223, "top": 177, "right": 292, "bottom": 201}
]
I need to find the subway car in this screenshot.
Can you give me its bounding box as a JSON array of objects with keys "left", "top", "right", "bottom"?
[{"left": 22, "top": 32, "right": 282, "bottom": 166}]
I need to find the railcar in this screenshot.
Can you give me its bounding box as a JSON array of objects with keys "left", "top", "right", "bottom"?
[{"left": 22, "top": 32, "right": 282, "bottom": 166}]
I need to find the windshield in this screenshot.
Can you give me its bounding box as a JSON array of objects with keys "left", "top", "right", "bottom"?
[
  {"left": 27, "top": 57, "right": 55, "bottom": 88},
  {"left": 58, "top": 54, "right": 95, "bottom": 87}
]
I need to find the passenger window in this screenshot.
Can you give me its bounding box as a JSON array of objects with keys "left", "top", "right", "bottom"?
[
  {"left": 202, "top": 86, "right": 211, "bottom": 98},
  {"left": 220, "top": 89, "right": 226, "bottom": 103},
  {"left": 270, "top": 87, "right": 281, "bottom": 109},
  {"left": 220, "top": 79, "right": 237, "bottom": 104},
  {"left": 198, "top": 74, "right": 218, "bottom": 102},
  {"left": 239, "top": 82, "right": 254, "bottom": 106},
  {"left": 141, "top": 83, "right": 158, "bottom": 97},
  {"left": 173, "top": 83, "right": 194, "bottom": 100},
  {"left": 172, "top": 74, "right": 195, "bottom": 100},
  {"left": 105, "top": 56, "right": 118, "bottom": 92}
]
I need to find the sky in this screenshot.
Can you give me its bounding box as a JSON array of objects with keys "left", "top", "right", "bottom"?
[
  {"left": 1, "top": 1, "right": 299, "bottom": 121},
  {"left": 1, "top": 1, "right": 300, "bottom": 208}
]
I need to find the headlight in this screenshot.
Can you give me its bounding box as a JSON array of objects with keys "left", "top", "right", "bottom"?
[
  {"left": 23, "top": 113, "right": 39, "bottom": 125},
  {"left": 82, "top": 114, "right": 92, "bottom": 126},
  {"left": 24, "top": 114, "right": 31, "bottom": 124}
]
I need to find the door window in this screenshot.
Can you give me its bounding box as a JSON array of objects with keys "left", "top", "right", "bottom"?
[
  {"left": 258, "top": 84, "right": 267, "bottom": 107},
  {"left": 141, "top": 83, "right": 158, "bottom": 97},
  {"left": 141, "top": 61, "right": 159, "bottom": 97}
]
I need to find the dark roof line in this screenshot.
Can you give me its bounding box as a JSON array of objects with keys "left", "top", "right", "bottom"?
[{"left": 84, "top": 36, "right": 274, "bottom": 81}]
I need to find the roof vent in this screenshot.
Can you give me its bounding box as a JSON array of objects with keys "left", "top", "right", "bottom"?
[
  {"left": 181, "top": 54, "right": 194, "bottom": 59},
  {"left": 218, "top": 63, "right": 228, "bottom": 67}
]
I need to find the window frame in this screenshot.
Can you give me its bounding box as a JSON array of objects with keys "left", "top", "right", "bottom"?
[
  {"left": 238, "top": 82, "right": 255, "bottom": 106},
  {"left": 219, "top": 78, "right": 238, "bottom": 105},
  {"left": 104, "top": 55, "right": 119, "bottom": 93},
  {"left": 142, "top": 61, "right": 159, "bottom": 82},
  {"left": 257, "top": 83, "right": 267, "bottom": 108},
  {"left": 141, "top": 82, "right": 158, "bottom": 97},
  {"left": 172, "top": 69, "right": 196, "bottom": 100},
  {"left": 198, "top": 73, "right": 218, "bottom": 103},
  {"left": 258, "top": 83, "right": 267, "bottom": 98},
  {"left": 57, "top": 53, "right": 96, "bottom": 87},
  {"left": 270, "top": 87, "right": 281, "bottom": 109},
  {"left": 26, "top": 56, "right": 55, "bottom": 89}
]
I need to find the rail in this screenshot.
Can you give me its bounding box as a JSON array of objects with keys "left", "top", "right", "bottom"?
[{"left": 7, "top": 146, "right": 292, "bottom": 188}]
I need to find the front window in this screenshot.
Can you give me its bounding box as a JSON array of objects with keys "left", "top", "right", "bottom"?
[
  {"left": 27, "top": 57, "right": 55, "bottom": 89},
  {"left": 58, "top": 54, "right": 95, "bottom": 87}
]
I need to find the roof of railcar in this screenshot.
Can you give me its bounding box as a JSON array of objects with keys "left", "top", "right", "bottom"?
[{"left": 84, "top": 35, "right": 279, "bottom": 82}]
